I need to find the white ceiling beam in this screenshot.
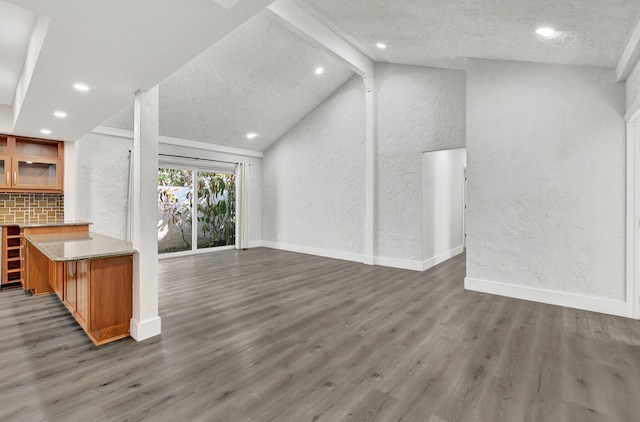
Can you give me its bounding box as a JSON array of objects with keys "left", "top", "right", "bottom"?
[
  {"left": 265, "top": 0, "right": 374, "bottom": 77},
  {"left": 617, "top": 16, "right": 640, "bottom": 81}
]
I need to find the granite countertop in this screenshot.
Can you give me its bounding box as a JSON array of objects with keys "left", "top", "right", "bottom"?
[
  {"left": 25, "top": 231, "right": 137, "bottom": 261},
  {"left": 0, "top": 220, "right": 92, "bottom": 228}
]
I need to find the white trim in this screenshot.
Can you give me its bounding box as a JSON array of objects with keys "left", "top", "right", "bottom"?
[
  {"left": 265, "top": 0, "right": 374, "bottom": 77},
  {"left": 262, "top": 241, "right": 365, "bottom": 264},
  {"left": 422, "top": 246, "right": 464, "bottom": 271},
  {"left": 617, "top": 16, "right": 640, "bottom": 81},
  {"left": 249, "top": 240, "right": 263, "bottom": 248},
  {"left": 92, "top": 125, "right": 135, "bottom": 139},
  {"left": 464, "top": 277, "right": 629, "bottom": 317},
  {"left": 130, "top": 316, "right": 162, "bottom": 342},
  {"left": 374, "top": 256, "right": 424, "bottom": 271},
  {"left": 627, "top": 120, "right": 637, "bottom": 318},
  {"left": 158, "top": 245, "right": 236, "bottom": 260},
  {"left": 626, "top": 98, "right": 640, "bottom": 122},
  {"left": 159, "top": 135, "right": 263, "bottom": 158}
]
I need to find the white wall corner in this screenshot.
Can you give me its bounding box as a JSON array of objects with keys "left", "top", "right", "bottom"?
[
  {"left": 617, "top": 16, "right": 640, "bottom": 81},
  {"left": 422, "top": 247, "right": 464, "bottom": 271},
  {"left": 249, "top": 240, "right": 263, "bottom": 248},
  {"left": 130, "top": 316, "right": 162, "bottom": 342},
  {"left": 464, "top": 277, "right": 629, "bottom": 318},
  {"left": 374, "top": 256, "right": 424, "bottom": 272},
  {"left": 262, "top": 241, "right": 365, "bottom": 264},
  {"left": 63, "top": 141, "right": 77, "bottom": 220}
]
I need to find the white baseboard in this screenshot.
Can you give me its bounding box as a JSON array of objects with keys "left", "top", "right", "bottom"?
[
  {"left": 374, "top": 256, "right": 424, "bottom": 271},
  {"left": 130, "top": 316, "right": 162, "bottom": 341},
  {"left": 422, "top": 246, "right": 464, "bottom": 271},
  {"left": 262, "top": 241, "right": 365, "bottom": 264},
  {"left": 464, "top": 277, "right": 629, "bottom": 317},
  {"left": 249, "top": 240, "right": 263, "bottom": 248}
]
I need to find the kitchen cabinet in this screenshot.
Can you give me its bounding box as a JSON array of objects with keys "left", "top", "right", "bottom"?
[
  {"left": 1, "top": 226, "right": 23, "bottom": 287},
  {"left": 0, "top": 135, "right": 64, "bottom": 192},
  {"left": 22, "top": 223, "right": 89, "bottom": 295},
  {"left": 26, "top": 232, "right": 135, "bottom": 345}
]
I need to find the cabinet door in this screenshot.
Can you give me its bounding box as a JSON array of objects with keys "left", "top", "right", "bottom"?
[
  {"left": 0, "top": 155, "right": 11, "bottom": 189},
  {"left": 12, "top": 157, "right": 61, "bottom": 191},
  {"left": 75, "top": 260, "right": 90, "bottom": 330},
  {"left": 64, "top": 261, "right": 77, "bottom": 313}
]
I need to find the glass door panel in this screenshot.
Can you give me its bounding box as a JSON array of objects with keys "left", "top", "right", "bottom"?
[
  {"left": 13, "top": 158, "right": 59, "bottom": 189},
  {"left": 196, "top": 171, "right": 235, "bottom": 249},
  {"left": 0, "top": 156, "right": 10, "bottom": 188},
  {"left": 158, "top": 168, "right": 193, "bottom": 254}
]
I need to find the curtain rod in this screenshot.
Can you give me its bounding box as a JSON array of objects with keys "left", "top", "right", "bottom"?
[{"left": 158, "top": 153, "right": 238, "bottom": 166}]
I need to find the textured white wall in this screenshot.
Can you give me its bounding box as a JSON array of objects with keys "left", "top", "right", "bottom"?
[
  {"left": 422, "top": 148, "right": 466, "bottom": 263},
  {"left": 376, "top": 63, "right": 466, "bottom": 262},
  {"left": 263, "top": 76, "right": 365, "bottom": 253},
  {"left": 158, "top": 143, "right": 263, "bottom": 245},
  {"left": 466, "top": 59, "right": 626, "bottom": 301},
  {"left": 75, "top": 132, "right": 133, "bottom": 239},
  {"left": 627, "top": 59, "right": 640, "bottom": 112}
]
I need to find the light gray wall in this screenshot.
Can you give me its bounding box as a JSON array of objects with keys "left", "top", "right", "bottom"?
[
  {"left": 262, "top": 76, "right": 365, "bottom": 253},
  {"left": 376, "top": 63, "right": 466, "bottom": 262},
  {"left": 422, "top": 148, "right": 466, "bottom": 263},
  {"left": 627, "top": 59, "right": 640, "bottom": 112},
  {"left": 466, "top": 59, "right": 626, "bottom": 301},
  {"left": 75, "top": 132, "right": 133, "bottom": 238}
]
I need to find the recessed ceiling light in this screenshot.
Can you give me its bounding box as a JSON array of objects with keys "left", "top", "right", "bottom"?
[
  {"left": 536, "top": 27, "right": 556, "bottom": 38},
  {"left": 376, "top": 43, "right": 387, "bottom": 49},
  {"left": 246, "top": 132, "right": 258, "bottom": 139},
  {"left": 53, "top": 111, "right": 67, "bottom": 118},
  {"left": 40, "top": 129, "right": 51, "bottom": 135},
  {"left": 73, "top": 83, "right": 90, "bottom": 92},
  {"left": 315, "top": 67, "right": 324, "bottom": 75}
]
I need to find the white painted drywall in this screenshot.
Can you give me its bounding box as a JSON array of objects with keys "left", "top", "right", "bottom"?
[
  {"left": 262, "top": 76, "right": 365, "bottom": 255},
  {"left": 466, "top": 59, "right": 626, "bottom": 304},
  {"left": 75, "top": 131, "right": 133, "bottom": 239},
  {"left": 376, "top": 63, "right": 466, "bottom": 262},
  {"left": 158, "top": 142, "right": 263, "bottom": 246},
  {"left": 627, "top": 59, "right": 640, "bottom": 112},
  {"left": 422, "top": 148, "right": 466, "bottom": 264}
]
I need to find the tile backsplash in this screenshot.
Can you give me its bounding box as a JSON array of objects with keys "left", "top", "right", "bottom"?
[{"left": 0, "top": 193, "right": 64, "bottom": 224}]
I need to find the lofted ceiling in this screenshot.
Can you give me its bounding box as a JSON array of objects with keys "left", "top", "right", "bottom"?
[
  {"left": 4, "top": 0, "right": 640, "bottom": 148},
  {"left": 1, "top": 0, "right": 276, "bottom": 141},
  {"left": 295, "top": 0, "right": 640, "bottom": 70},
  {"left": 158, "top": 13, "right": 354, "bottom": 151}
]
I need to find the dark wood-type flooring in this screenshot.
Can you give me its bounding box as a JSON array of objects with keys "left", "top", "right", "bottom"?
[{"left": 1, "top": 248, "right": 640, "bottom": 421}]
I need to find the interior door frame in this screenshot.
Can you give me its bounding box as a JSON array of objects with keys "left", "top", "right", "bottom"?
[{"left": 626, "top": 102, "right": 640, "bottom": 319}]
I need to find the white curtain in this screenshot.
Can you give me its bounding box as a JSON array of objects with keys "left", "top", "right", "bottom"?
[{"left": 235, "top": 162, "right": 249, "bottom": 250}]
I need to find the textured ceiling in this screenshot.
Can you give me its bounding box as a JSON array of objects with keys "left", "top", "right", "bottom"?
[
  {"left": 294, "top": 0, "right": 640, "bottom": 69},
  {"left": 158, "top": 13, "right": 354, "bottom": 151},
  {"left": 0, "top": 0, "right": 36, "bottom": 105}
]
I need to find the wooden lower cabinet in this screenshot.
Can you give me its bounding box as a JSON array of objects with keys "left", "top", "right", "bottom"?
[
  {"left": 22, "top": 224, "right": 89, "bottom": 295},
  {"left": 61, "top": 255, "right": 133, "bottom": 345}
]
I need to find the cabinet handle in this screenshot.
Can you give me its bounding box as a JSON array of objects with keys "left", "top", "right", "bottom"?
[
  {"left": 5, "top": 172, "right": 8, "bottom": 185},
  {"left": 13, "top": 172, "right": 16, "bottom": 184}
]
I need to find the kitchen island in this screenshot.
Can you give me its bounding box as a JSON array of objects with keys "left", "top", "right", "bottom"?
[
  {"left": 1, "top": 220, "right": 91, "bottom": 289},
  {"left": 25, "top": 231, "right": 136, "bottom": 345}
]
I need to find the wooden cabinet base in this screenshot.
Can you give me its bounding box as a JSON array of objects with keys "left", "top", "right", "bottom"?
[{"left": 61, "top": 255, "right": 133, "bottom": 346}]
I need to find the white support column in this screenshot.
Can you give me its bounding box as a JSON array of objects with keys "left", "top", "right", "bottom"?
[
  {"left": 63, "top": 141, "right": 77, "bottom": 220},
  {"left": 363, "top": 74, "right": 376, "bottom": 265},
  {"left": 130, "top": 87, "right": 161, "bottom": 341}
]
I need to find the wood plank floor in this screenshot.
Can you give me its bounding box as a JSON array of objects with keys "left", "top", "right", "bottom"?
[{"left": 1, "top": 248, "right": 640, "bottom": 421}]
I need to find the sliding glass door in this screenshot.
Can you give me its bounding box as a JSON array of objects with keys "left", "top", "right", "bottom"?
[{"left": 158, "top": 163, "right": 235, "bottom": 255}]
